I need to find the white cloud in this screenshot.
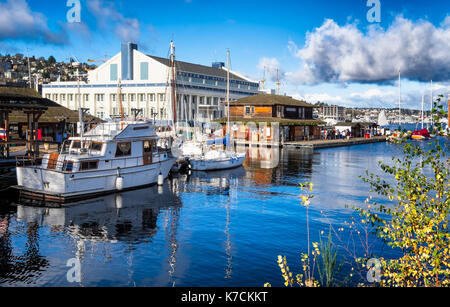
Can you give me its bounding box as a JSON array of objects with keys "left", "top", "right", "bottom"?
[
  {"left": 257, "top": 57, "right": 284, "bottom": 82},
  {"left": 87, "top": 0, "right": 141, "bottom": 43},
  {"left": 287, "top": 16, "right": 450, "bottom": 85},
  {"left": 0, "top": 0, "right": 67, "bottom": 44}
]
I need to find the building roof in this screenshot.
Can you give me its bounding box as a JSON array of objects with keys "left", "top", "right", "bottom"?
[
  {"left": 0, "top": 87, "right": 101, "bottom": 124},
  {"left": 228, "top": 94, "right": 315, "bottom": 107},
  {"left": 216, "top": 117, "right": 325, "bottom": 127},
  {"left": 148, "top": 55, "right": 250, "bottom": 83}
]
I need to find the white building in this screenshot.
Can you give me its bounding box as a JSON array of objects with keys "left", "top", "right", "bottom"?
[{"left": 42, "top": 42, "right": 260, "bottom": 123}]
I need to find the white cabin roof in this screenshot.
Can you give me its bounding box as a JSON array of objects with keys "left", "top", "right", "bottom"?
[{"left": 83, "top": 121, "right": 157, "bottom": 141}]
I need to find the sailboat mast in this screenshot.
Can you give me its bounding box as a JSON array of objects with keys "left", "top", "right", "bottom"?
[
  {"left": 171, "top": 41, "right": 177, "bottom": 127},
  {"left": 430, "top": 80, "right": 433, "bottom": 127},
  {"left": 226, "top": 49, "right": 230, "bottom": 141},
  {"left": 398, "top": 70, "right": 401, "bottom": 126},
  {"left": 421, "top": 93, "right": 424, "bottom": 130}
]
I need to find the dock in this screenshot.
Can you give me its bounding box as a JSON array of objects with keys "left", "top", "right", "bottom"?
[{"left": 236, "top": 136, "right": 387, "bottom": 150}]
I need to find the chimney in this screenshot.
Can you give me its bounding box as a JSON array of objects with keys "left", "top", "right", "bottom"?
[{"left": 121, "top": 42, "right": 138, "bottom": 81}]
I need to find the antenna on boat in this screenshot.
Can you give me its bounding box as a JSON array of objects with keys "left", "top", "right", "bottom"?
[
  {"left": 118, "top": 78, "right": 125, "bottom": 129},
  {"left": 72, "top": 61, "right": 84, "bottom": 146}
]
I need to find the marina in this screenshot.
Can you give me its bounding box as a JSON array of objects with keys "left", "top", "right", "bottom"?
[
  {"left": 1, "top": 140, "right": 431, "bottom": 287},
  {"left": 0, "top": 0, "right": 449, "bottom": 291}
]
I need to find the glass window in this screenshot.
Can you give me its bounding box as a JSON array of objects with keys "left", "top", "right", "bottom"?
[
  {"left": 71, "top": 141, "right": 81, "bottom": 149},
  {"left": 63, "top": 161, "right": 74, "bottom": 172},
  {"left": 115, "top": 142, "right": 132, "bottom": 157},
  {"left": 140, "top": 62, "right": 149, "bottom": 80},
  {"left": 80, "top": 160, "right": 99, "bottom": 171},
  {"left": 110, "top": 64, "right": 118, "bottom": 81}
]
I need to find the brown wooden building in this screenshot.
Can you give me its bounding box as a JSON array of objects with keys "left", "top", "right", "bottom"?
[{"left": 217, "top": 94, "right": 324, "bottom": 143}]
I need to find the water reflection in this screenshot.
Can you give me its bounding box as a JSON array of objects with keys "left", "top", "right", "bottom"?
[
  {"left": 0, "top": 209, "right": 49, "bottom": 284},
  {"left": 16, "top": 183, "right": 181, "bottom": 244},
  {"left": 2, "top": 141, "right": 446, "bottom": 286}
]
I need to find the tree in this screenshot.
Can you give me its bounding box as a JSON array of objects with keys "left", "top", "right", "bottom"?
[
  {"left": 356, "top": 95, "right": 449, "bottom": 287},
  {"left": 48, "top": 56, "right": 56, "bottom": 65}
]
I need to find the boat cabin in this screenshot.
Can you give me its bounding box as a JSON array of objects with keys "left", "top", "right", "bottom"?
[{"left": 41, "top": 121, "right": 167, "bottom": 173}]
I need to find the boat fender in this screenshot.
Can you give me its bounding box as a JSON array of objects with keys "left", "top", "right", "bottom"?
[
  {"left": 158, "top": 172, "right": 164, "bottom": 186},
  {"left": 116, "top": 176, "right": 124, "bottom": 191}
]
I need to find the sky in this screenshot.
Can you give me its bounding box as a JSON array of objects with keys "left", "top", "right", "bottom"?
[{"left": 1, "top": 0, "right": 450, "bottom": 110}]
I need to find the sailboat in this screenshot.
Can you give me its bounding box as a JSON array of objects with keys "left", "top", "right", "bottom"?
[
  {"left": 412, "top": 93, "right": 431, "bottom": 141},
  {"left": 187, "top": 50, "right": 246, "bottom": 171},
  {"left": 377, "top": 110, "right": 389, "bottom": 127}
]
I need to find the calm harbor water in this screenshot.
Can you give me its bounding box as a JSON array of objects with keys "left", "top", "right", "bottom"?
[{"left": 0, "top": 139, "right": 448, "bottom": 287}]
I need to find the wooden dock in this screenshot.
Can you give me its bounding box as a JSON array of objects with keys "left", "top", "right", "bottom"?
[{"left": 235, "top": 136, "right": 387, "bottom": 150}]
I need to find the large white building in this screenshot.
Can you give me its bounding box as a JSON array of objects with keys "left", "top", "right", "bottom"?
[{"left": 42, "top": 43, "right": 260, "bottom": 123}]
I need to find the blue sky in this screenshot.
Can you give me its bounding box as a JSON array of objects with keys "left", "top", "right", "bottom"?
[{"left": 1, "top": 0, "right": 450, "bottom": 110}]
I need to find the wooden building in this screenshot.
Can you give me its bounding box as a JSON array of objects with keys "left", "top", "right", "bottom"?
[
  {"left": 217, "top": 94, "right": 324, "bottom": 143},
  {"left": 335, "top": 122, "right": 379, "bottom": 138},
  {"left": 0, "top": 87, "right": 102, "bottom": 158}
]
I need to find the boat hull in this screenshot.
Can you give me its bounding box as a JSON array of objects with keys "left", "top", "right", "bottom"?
[
  {"left": 189, "top": 155, "right": 246, "bottom": 171},
  {"left": 14, "top": 158, "right": 176, "bottom": 202}
]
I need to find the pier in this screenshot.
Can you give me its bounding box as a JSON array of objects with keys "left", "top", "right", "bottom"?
[{"left": 235, "top": 136, "right": 387, "bottom": 150}]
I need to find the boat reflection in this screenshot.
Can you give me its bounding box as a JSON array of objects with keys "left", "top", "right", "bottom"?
[{"left": 15, "top": 182, "right": 182, "bottom": 243}]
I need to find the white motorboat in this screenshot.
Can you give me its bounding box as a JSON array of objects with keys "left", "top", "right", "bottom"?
[
  {"left": 14, "top": 121, "right": 176, "bottom": 202},
  {"left": 188, "top": 150, "right": 246, "bottom": 171}
]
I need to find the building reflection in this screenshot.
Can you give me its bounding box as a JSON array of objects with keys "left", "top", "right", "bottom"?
[{"left": 244, "top": 146, "right": 314, "bottom": 185}]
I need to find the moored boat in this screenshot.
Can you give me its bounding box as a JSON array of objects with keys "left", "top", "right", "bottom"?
[
  {"left": 14, "top": 121, "right": 176, "bottom": 202},
  {"left": 411, "top": 128, "right": 431, "bottom": 141}
]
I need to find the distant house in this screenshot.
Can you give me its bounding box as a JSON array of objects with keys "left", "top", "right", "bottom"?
[
  {"left": 335, "top": 122, "right": 378, "bottom": 138},
  {"left": 217, "top": 94, "right": 325, "bottom": 143}
]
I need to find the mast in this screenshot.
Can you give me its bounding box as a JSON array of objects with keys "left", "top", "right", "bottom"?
[
  {"left": 226, "top": 49, "right": 230, "bottom": 144},
  {"left": 74, "top": 63, "right": 84, "bottom": 145},
  {"left": 276, "top": 69, "right": 280, "bottom": 96},
  {"left": 398, "top": 70, "right": 402, "bottom": 126},
  {"left": 170, "top": 41, "right": 177, "bottom": 128},
  {"left": 430, "top": 80, "right": 433, "bottom": 127},
  {"left": 261, "top": 66, "right": 266, "bottom": 90},
  {"left": 421, "top": 93, "right": 424, "bottom": 130}
]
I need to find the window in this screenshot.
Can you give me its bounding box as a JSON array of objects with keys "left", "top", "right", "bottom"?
[
  {"left": 143, "top": 140, "right": 153, "bottom": 153},
  {"left": 111, "top": 94, "right": 116, "bottom": 102},
  {"left": 139, "top": 94, "right": 145, "bottom": 102},
  {"left": 63, "top": 161, "right": 74, "bottom": 172},
  {"left": 68, "top": 94, "right": 73, "bottom": 101},
  {"left": 89, "top": 142, "right": 103, "bottom": 151},
  {"left": 129, "top": 94, "right": 135, "bottom": 102},
  {"left": 245, "top": 106, "right": 255, "bottom": 117},
  {"left": 115, "top": 142, "right": 132, "bottom": 157},
  {"left": 96, "top": 94, "right": 104, "bottom": 102},
  {"left": 46, "top": 94, "right": 51, "bottom": 99},
  {"left": 159, "top": 94, "right": 166, "bottom": 102},
  {"left": 53, "top": 94, "right": 58, "bottom": 101},
  {"left": 110, "top": 64, "right": 118, "bottom": 81},
  {"left": 140, "top": 62, "right": 149, "bottom": 80},
  {"left": 61, "top": 94, "right": 66, "bottom": 101},
  {"left": 149, "top": 94, "right": 155, "bottom": 102},
  {"left": 80, "top": 160, "right": 99, "bottom": 171},
  {"left": 84, "top": 94, "right": 89, "bottom": 102},
  {"left": 71, "top": 141, "right": 81, "bottom": 149}
]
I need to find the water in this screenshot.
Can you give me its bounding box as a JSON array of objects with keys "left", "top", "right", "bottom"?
[{"left": 0, "top": 139, "right": 448, "bottom": 287}]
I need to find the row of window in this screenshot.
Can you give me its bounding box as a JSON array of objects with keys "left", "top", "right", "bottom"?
[
  {"left": 45, "top": 93, "right": 166, "bottom": 103},
  {"left": 177, "top": 75, "right": 258, "bottom": 91}
]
